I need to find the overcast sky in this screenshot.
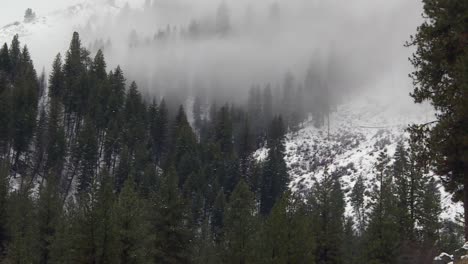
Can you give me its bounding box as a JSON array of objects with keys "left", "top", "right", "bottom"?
[
  {"left": 1, "top": 0, "right": 76, "bottom": 26},
  {"left": 0, "top": 0, "right": 425, "bottom": 107}
]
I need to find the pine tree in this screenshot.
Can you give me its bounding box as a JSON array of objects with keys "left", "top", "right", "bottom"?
[
  {"left": 0, "top": 81, "right": 12, "bottom": 158},
  {"left": 106, "top": 66, "right": 126, "bottom": 126},
  {"left": 0, "top": 162, "right": 9, "bottom": 259},
  {"left": 350, "top": 174, "right": 366, "bottom": 235},
  {"left": 36, "top": 174, "right": 62, "bottom": 264},
  {"left": 406, "top": 0, "right": 468, "bottom": 240},
  {"left": 151, "top": 166, "right": 192, "bottom": 263},
  {"left": 0, "top": 43, "right": 11, "bottom": 74},
  {"left": 211, "top": 189, "right": 225, "bottom": 243},
  {"left": 49, "top": 53, "right": 65, "bottom": 100},
  {"left": 115, "top": 178, "right": 151, "bottom": 264},
  {"left": 95, "top": 171, "right": 118, "bottom": 264},
  {"left": 75, "top": 118, "right": 98, "bottom": 194},
  {"left": 192, "top": 219, "right": 219, "bottom": 264},
  {"left": 122, "top": 81, "right": 147, "bottom": 156},
  {"left": 392, "top": 142, "right": 412, "bottom": 241},
  {"left": 10, "top": 45, "right": 38, "bottom": 171},
  {"left": 9, "top": 35, "right": 21, "bottom": 79},
  {"left": 364, "top": 150, "right": 400, "bottom": 264},
  {"left": 153, "top": 98, "right": 169, "bottom": 165},
  {"left": 342, "top": 217, "right": 360, "bottom": 264},
  {"left": 45, "top": 98, "right": 66, "bottom": 178},
  {"left": 260, "top": 191, "right": 315, "bottom": 263},
  {"left": 169, "top": 106, "right": 199, "bottom": 188},
  {"left": 91, "top": 50, "right": 107, "bottom": 81},
  {"left": 260, "top": 116, "right": 288, "bottom": 215},
  {"left": 5, "top": 186, "right": 38, "bottom": 264},
  {"left": 215, "top": 105, "right": 234, "bottom": 156},
  {"left": 222, "top": 180, "right": 258, "bottom": 264},
  {"left": 309, "top": 172, "right": 345, "bottom": 264}
]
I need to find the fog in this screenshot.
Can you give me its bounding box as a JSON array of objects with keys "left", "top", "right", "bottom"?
[{"left": 2, "top": 0, "right": 424, "bottom": 108}]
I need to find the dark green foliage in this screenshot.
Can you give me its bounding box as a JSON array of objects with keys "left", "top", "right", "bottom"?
[
  {"left": 364, "top": 151, "right": 400, "bottom": 264},
  {"left": 0, "top": 29, "right": 459, "bottom": 264},
  {"left": 0, "top": 162, "right": 9, "bottom": 258},
  {"left": 260, "top": 191, "right": 315, "bottom": 263},
  {"left": 260, "top": 116, "right": 288, "bottom": 215},
  {"left": 45, "top": 98, "right": 66, "bottom": 177},
  {"left": 115, "top": 178, "right": 151, "bottom": 264},
  {"left": 309, "top": 172, "right": 345, "bottom": 264},
  {"left": 75, "top": 118, "right": 99, "bottom": 194},
  {"left": 211, "top": 189, "right": 225, "bottom": 242},
  {"left": 36, "top": 175, "right": 62, "bottom": 264},
  {"left": 0, "top": 43, "right": 11, "bottom": 74},
  {"left": 5, "top": 187, "right": 38, "bottom": 264},
  {"left": 151, "top": 166, "right": 192, "bottom": 263},
  {"left": 49, "top": 53, "right": 64, "bottom": 100},
  {"left": 406, "top": 0, "right": 468, "bottom": 240},
  {"left": 222, "top": 180, "right": 258, "bottom": 263},
  {"left": 350, "top": 174, "right": 366, "bottom": 234}
]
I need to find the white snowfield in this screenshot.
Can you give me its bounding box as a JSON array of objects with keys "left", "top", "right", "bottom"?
[
  {"left": 255, "top": 96, "right": 463, "bottom": 223},
  {"left": 0, "top": 0, "right": 122, "bottom": 72}
]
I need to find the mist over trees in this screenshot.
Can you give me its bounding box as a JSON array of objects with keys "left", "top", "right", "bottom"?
[
  {"left": 0, "top": 26, "right": 464, "bottom": 262},
  {"left": 0, "top": 0, "right": 466, "bottom": 263}
]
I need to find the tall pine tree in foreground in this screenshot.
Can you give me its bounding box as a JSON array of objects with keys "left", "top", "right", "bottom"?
[{"left": 406, "top": 0, "right": 468, "bottom": 241}]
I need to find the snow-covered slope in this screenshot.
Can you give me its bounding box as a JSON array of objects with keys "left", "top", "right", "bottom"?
[
  {"left": 257, "top": 95, "right": 463, "bottom": 222},
  {"left": 0, "top": 1, "right": 122, "bottom": 71}
]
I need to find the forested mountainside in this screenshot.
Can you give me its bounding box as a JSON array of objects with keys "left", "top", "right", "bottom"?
[
  {"left": 0, "top": 0, "right": 467, "bottom": 263},
  {"left": 0, "top": 31, "right": 463, "bottom": 264}
]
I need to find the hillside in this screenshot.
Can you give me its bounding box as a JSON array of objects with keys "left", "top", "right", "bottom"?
[{"left": 256, "top": 95, "right": 463, "bottom": 223}]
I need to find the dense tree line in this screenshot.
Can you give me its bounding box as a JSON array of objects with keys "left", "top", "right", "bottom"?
[{"left": 0, "top": 31, "right": 463, "bottom": 264}]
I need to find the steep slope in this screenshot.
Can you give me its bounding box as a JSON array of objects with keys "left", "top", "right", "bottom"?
[
  {"left": 0, "top": 1, "right": 121, "bottom": 70},
  {"left": 256, "top": 95, "right": 463, "bottom": 222}
]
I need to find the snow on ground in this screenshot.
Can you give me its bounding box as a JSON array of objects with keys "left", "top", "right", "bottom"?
[
  {"left": 255, "top": 95, "right": 463, "bottom": 223},
  {"left": 0, "top": 1, "right": 121, "bottom": 72}
]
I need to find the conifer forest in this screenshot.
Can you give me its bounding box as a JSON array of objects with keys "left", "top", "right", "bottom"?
[{"left": 0, "top": 0, "right": 467, "bottom": 263}]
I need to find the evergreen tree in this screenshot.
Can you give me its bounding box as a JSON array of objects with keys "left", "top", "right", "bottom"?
[
  {"left": 153, "top": 99, "right": 169, "bottom": 165},
  {"left": 309, "top": 172, "right": 345, "bottom": 264},
  {"left": 36, "top": 175, "right": 62, "bottom": 264},
  {"left": 0, "top": 162, "right": 9, "bottom": 259},
  {"left": 49, "top": 53, "right": 65, "bottom": 100},
  {"left": 45, "top": 98, "right": 66, "bottom": 178},
  {"left": 364, "top": 150, "right": 400, "bottom": 264},
  {"left": 10, "top": 45, "right": 38, "bottom": 170},
  {"left": 5, "top": 186, "right": 38, "bottom": 264},
  {"left": 260, "top": 116, "right": 288, "bottom": 215},
  {"left": 193, "top": 219, "right": 219, "bottom": 264},
  {"left": 151, "top": 166, "right": 192, "bottom": 263},
  {"left": 211, "top": 189, "right": 225, "bottom": 243},
  {"left": 169, "top": 106, "right": 199, "bottom": 188},
  {"left": 75, "top": 118, "right": 98, "bottom": 194},
  {"left": 0, "top": 43, "right": 11, "bottom": 74},
  {"left": 9, "top": 35, "right": 21, "bottom": 79},
  {"left": 91, "top": 50, "right": 107, "bottom": 81},
  {"left": 115, "top": 178, "right": 151, "bottom": 264},
  {"left": 350, "top": 174, "right": 366, "bottom": 235},
  {"left": 260, "top": 191, "right": 315, "bottom": 263},
  {"left": 406, "top": 0, "right": 468, "bottom": 240},
  {"left": 222, "top": 180, "right": 258, "bottom": 264}
]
